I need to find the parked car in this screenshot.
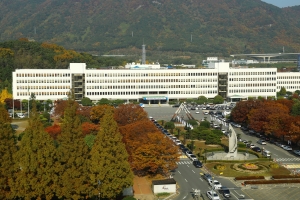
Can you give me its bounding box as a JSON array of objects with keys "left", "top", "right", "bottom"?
[
  {"left": 246, "top": 143, "right": 255, "bottom": 149},
  {"left": 186, "top": 151, "right": 193, "bottom": 157},
  {"left": 257, "top": 140, "right": 266, "bottom": 145},
  {"left": 252, "top": 147, "right": 261, "bottom": 152},
  {"left": 209, "top": 179, "right": 222, "bottom": 189},
  {"left": 182, "top": 148, "right": 189, "bottom": 153},
  {"left": 203, "top": 173, "right": 213, "bottom": 182},
  {"left": 293, "top": 150, "right": 300, "bottom": 156},
  {"left": 206, "top": 190, "right": 220, "bottom": 200},
  {"left": 283, "top": 146, "right": 293, "bottom": 151},
  {"left": 193, "top": 160, "right": 203, "bottom": 168},
  {"left": 189, "top": 154, "right": 198, "bottom": 161},
  {"left": 196, "top": 111, "right": 200, "bottom": 114},
  {"left": 218, "top": 186, "right": 231, "bottom": 198}
]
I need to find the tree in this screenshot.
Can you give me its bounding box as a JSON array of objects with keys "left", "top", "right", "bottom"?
[
  {"left": 81, "top": 122, "right": 99, "bottom": 135},
  {"left": 90, "top": 104, "right": 114, "bottom": 123},
  {"left": 0, "top": 104, "right": 17, "bottom": 199},
  {"left": 114, "top": 104, "right": 148, "bottom": 126},
  {"left": 164, "top": 121, "right": 175, "bottom": 130},
  {"left": 12, "top": 100, "right": 58, "bottom": 200},
  {"left": 88, "top": 112, "right": 133, "bottom": 199},
  {"left": 278, "top": 87, "right": 287, "bottom": 96},
  {"left": 197, "top": 95, "right": 208, "bottom": 104},
  {"left": 56, "top": 92, "right": 90, "bottom": 199},
  {"left": 45, "top": 124, "right": 61, "bottom": 139},
  {"left": 0, "top": 88, "right": 12, "bottom": 103},
  {"left": 200, "top": 120, "right": 210, "bottom": 128},
  {"left": 81, "top": 97, "right": 93, "bottom": 106},
  {"left": 291, "top": 101, "right": 300, "bottom": 116},
  {"left": 213, "top": 95, "right": 224, "bottom": 104},
  {"left": 97, "top": 98, "right": 111, "bottom": 105}
]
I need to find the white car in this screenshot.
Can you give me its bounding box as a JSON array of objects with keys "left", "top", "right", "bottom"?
[
  {"left": 189, "top": 154, "right": 198, "bottom": 161},
  {"left": 206, "top": 190, "right": 220, "bottom": 200},
  {"left": 283, "top": 146, "right": 292, "bottom": 151},
  {"left": 258, "top": 140, "right": 266, "bottom": 145},
  {"left": 208, "top": 179, "right": 222, "bottom": 189},
  {"left": 175, "top": 140, "right": 182, "bottom": 146},
  {"left": 204, "top": 111, "right": 209, "bottom": 115},
  {"left": 196, "top": 111, "right": 200, "bottom": 114}
]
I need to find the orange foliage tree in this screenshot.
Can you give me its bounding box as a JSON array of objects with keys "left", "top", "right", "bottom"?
[
  {"left": 90, "top": 105, "right": 115, "bottom": 123},
  {"left": 45, "top": 124, "right": 61, "bottom": 139},
  {"left": 231, "top": 100, "right": 263, "bottom": 124},
  {"left": 289, "top": 116, "right": 300, "bottom": 143},
  {"left": 119, "top": 119, "right": 179, "bottom": 176},
  {"left": 248, "top": 101, "right": 290, "bottom": 135},
  {"left": 54, "top": 99, "right": 79, "bottom": 118},
  {"left": 81, "top": 122, "right": 99, "bottom": 135},
  {"left": 114, "top": 104, "right": 148, "bottom": 126}
]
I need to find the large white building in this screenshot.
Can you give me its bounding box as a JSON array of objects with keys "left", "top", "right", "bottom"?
[{"left": 12, "top": 62, "right": 300, "bottom": 103}]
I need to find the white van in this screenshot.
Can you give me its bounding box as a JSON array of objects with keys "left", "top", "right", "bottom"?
[{"left": 263, "top": 150, "right": 271, "bottom": 158}]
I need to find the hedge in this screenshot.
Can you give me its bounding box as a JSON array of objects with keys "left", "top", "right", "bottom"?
[
  {"left": 244, "top": 179, "right": 300, "bottom": 185},
  {"left": 272, "top": 175, "right": 300, "bottom": 179},
  {"left": 235, "top": 176, "right": 265, "bottom": 181}
]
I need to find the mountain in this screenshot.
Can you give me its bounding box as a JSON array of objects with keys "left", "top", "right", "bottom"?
[{"left": 0, "top": 0, "right": 300, "bottom": 55}]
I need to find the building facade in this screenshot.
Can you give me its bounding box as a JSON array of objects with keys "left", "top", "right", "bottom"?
[{"left": 12, "top": 63, "right": 300, "bottom": 103}]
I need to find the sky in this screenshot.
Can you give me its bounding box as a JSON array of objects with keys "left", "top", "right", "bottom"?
[{"left": 262, "top": 0, "right": 300, "bottom": 8}]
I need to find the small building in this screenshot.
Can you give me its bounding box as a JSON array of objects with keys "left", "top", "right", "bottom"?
[{"left": 152, "top": 178, "right": 176, "bottom": 194}]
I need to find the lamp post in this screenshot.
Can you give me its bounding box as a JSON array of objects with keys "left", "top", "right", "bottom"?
[{"left": 98, "top": 180, "right": 101, "bottom": 200}]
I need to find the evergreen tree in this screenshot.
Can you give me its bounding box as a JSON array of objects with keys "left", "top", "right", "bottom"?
[
  {"left": 88, "top": 112, "right": 133, "bottom": 199},
  {"left": 11, "top": 100, "right": 58, "bottom": 200},
  {"left": 0, "top": 104, "right": 17, "bottom": 199},
  {"left": 56, "top": 91, "right": 89, "bottom": 199}
]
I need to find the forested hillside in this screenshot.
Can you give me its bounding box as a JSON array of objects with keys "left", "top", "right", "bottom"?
[
  {"left": 0, "top": 0, "right": 300, "bottom": 55},
  {"left": 0, "top": 39, "right": 127, "bottom": 92}
]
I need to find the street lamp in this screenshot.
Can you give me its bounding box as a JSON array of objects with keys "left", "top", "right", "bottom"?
[{"left": 98, "top": 180, "right": 101, "bottom": 200}]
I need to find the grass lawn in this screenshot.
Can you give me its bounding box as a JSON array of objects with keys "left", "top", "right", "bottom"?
[{"left": 205, "top": 161, "right": 291, "bottom": 177}]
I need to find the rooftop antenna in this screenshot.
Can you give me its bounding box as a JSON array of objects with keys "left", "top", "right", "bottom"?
[
  {"left": 142, "top": 40, "right": 146, "bottom": 65},
  {"left": 132, "top": 31, "right": 133, "bottom": 37},
  {"left": 191, "top": 33, "right": 192, "bottom": 42},
  {"left": 34, "top": 26, "right": 36, "bottom": 35},
  {"left": 283, "top": 46, "right": 285, "bottom": 53}
]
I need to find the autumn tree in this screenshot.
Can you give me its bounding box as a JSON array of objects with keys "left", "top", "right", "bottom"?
[
  {"left": 56, "top": 92, "right": 89, "bottom": 199},
  {"left": 0, "top": 104, "right": 17, "bottom": 199},
  {"left": 114, "top": 104, "right": 148, "bottom": 126},
  {"left": 82, "top": 122, "right": 99, "bottom": 135},
  {"left": 90, "top": 104, "right": 114, "bottom": 123},
  {"left": 45, "top": 124, "right": 61, "bottom": 139},
  {"left": 88, "top": 112, "right": 133, "bottom": 199},
  {"left": 119, "top": 120, "right": 179, "bottom": 176},
  {"left": 248, "top": 101, "right": 290, "bottom": 136},
  {"left": 12, "top": 100, "right": 58, "bottom": 200},
  {"left": 0, "top": 88, "right": 12, "bottom": 103},
  {"left": 132, "top": 132, "right": 179, "bottom": 176},
  {"left": 231, "top": 100, "right": 263, "bottom": 124}
]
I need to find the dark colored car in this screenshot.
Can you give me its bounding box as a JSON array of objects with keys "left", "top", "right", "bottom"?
[
  {"left": 179, "top": 144, "right": 185, "bottom": 150},
  {"left": 252, "top": 147, "right": 261, "bottom": 152},
  {"left": 203, "top": 173, "right": 213, "bottom": 182},
  {"left": 193, "top": 160, "right": 203, "bottom": 168},
  {"left": 219, "top": 186, "right": 230, "bottom": 198}
]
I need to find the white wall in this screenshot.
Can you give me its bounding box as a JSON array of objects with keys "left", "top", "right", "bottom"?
[{"left": 153, "top": 184, "right": 176, "bottom": 194}]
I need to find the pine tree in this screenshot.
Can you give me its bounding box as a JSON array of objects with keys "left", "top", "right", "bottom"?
[
  {"left": 88, "top": 112, "right": 133, "bottom": 199},
  {"left": 56, "top": 92, "right": 90, "bottom": 199},
  {"left": 0, "top": 104, "right": 17, "bottom": 199},
  {"left": 11, "top": 100, "right": 58, "bottom": 200}
]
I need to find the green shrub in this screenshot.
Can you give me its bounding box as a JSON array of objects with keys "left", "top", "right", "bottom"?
[
  {"left": 156, "top": 192, "right": 170, "bottom": 197},
  {"left": 214, "top": 164, "right": 226, "bottom": 171},
  {"left": 123, "top": 196, "right": 136, "bottom": 200}
]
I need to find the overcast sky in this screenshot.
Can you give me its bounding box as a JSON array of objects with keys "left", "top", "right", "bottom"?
[{"left": 262, "top": 0, "right": 300, "bottom": 8}]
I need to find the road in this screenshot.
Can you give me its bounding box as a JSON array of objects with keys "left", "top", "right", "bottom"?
[{"left": 144, "top": 106, "right": 300, "bottom": 199}]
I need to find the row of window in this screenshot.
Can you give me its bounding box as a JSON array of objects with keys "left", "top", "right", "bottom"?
[
  {"left": 86, "top": 84, "right": 217, "bottom": 90},
  {"left": 17, "top": 86, "right": 71, "bottom": 90},
  {"left": 228, "top": 77, "right": 276, "bottom": 81},
  {"left": 277, "top": 81, "right": 300, "bottom": 84},
  {"left": 229, "top": 89, "right": 276, "bottom": 93},
  {"left": 229, "top": 71, "right": 276, "bottom": 76},
  {"left": 17, "top": 92, "right": 68, "bottom": 96},
  {"left": 86, "top": 90, "right": 218, "bottom": 96},
  {"left": 16, "top": 73, "right": 71, "bottom": 77},
  {"left": 228, "top": 83, "right": 276, "bottom": 87},
  {"left": 85, "top": 78, "right": 218, "bottom": 83},
  {"left": 277, "top": 76, "right": 300, "bottom": 79},
  {"left": 16, "top": 80, "right": 71, "bottom": 84},
  {"left": 277, "top": 86, "right": 300, "bottom": 90},
  {"left": 86, "top": 72, "right": 218, "bottom": 77}
]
